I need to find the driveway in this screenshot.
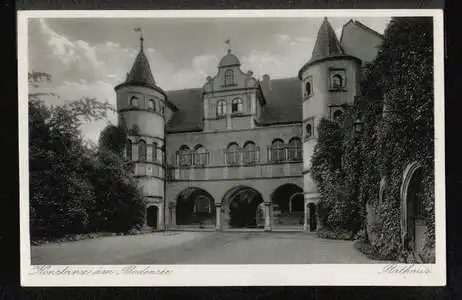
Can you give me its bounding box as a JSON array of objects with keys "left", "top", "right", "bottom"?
[{"left": 31, "top": 231, "right": 385, "bottom": 265}]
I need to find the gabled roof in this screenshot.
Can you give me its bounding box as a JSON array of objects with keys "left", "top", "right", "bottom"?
[
  {"left": 166, "top": 88, "right": 204, "bottom": 133},
  {"left": 165, "top": 77, "right": 302, "bottom": 133},
  {"left": 339, "top": 19, "right": 384, "bottom": 44},
  {"left": 257, "top": 77, "right": 302, "bottom": 126},
  {"left": 309, "top": 17, "right": 344, "bottom": 64}
]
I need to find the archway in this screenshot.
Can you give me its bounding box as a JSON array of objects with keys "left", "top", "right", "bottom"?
[
  {"left": 271, "top": 184, "right": 304, "bottom": 228},
  {"left": 146, "top": 205, "right": 158, "bottom": 229},
  {"left": 401, "top": 162, "right": 426, "bottom": 252},
  {"left": 223, "top": 186, "right": 264, "bottom": 228},
  {"left": 176, "top": 187, "right": 215, "bottom": 228}
]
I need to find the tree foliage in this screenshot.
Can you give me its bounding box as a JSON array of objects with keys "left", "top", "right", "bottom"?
[{"left": 28, "top": 72, "right": 145, "bottom": 240}]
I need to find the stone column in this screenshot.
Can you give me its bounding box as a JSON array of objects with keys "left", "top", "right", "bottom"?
[
  {"left": 171, "top": 206, "right": 177, "bottom": 229},
  {"left": 303, "top": 200, "right": 309, "bottom": 232},
  {"left": 264, "top": 202, "right": 272, "bottom": 232},
  {"left": 158, "top": 204, "right": 164, "bottom": 231},
  {"left": 215, "top": 203, "right": 222, "bottom": 231}
]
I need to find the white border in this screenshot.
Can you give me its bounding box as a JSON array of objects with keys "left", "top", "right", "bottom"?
[{"left": 18, "top": 9, "right": 446, "bottom": 287}]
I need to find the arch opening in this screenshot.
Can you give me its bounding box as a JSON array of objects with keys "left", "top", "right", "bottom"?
[
  {"left": 176, "top": 187, "right": 216, "bottom": 229},
  {"left": 146, "top": 205, "right": 158, "bottom": 229},
  {"left": 223, "top": 186, "right": 264, "bottom": 229},
  {"left": 271, "top": 184, "right": 304, "bottom": 228},
  {"left": 402, "top": 163, "right": 426, "bottom": 252}
]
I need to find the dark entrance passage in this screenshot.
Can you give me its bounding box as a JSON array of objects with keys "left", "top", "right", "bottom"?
[
  {"left": 308, "top": 203, "right": 317, "bottom": 231},
  {"left": 271, "top": 184, "right": 304, "bottom": 228},
  {"left": 146, "top": 205, "right": 158, "bottom": 229},
  {"left": 406, "top": 167, "right": 425, "bottom": 252},
  {"left": 226, "top": 187, "right": 263, "bottom": 228},
  {"left": 176, "top": 188, "right": 215, "bottom": 228}
]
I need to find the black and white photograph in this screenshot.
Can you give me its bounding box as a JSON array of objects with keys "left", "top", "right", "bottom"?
[{"left": 18, "top": 10, "right": 445, "bottom": 286}]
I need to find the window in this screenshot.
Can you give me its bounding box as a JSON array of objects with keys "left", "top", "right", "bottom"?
[
  {"left": 194, "top": 145, "right": 208, "bottom": 166},
  {"left": 304, "top": 77, "right": 313, "bottom": 99},
  {"left": 243, "top": 141, "right": 258, "bottom": 164},
  {"left": 152, "top": 142, "right": 157, "bottom": 162},
  {"left": 287, "top": 137, "right": 302, "bottom": 161},
  {"left": 224, "top": 69, "right": 234, "bottom": 86},
  {"left": 226, "top": 143, "right": 241, "bottom": 166},
  {"left": 333, "top": 110, "right": 344, "bottom": 123},
  {"left": 194, "top": 196, "right": 211, "bottom": 213},
  {"left": 329, "top": 69, "right": 346, "bottom": 90},
  {"left": 216, "top": 100, "right": 226, "bottom": 117},
  {"left": 305, "top": 123, "right": 313, "bottom": 139},
  {"left": 271, "top": 139, "right": 286, "bottom": 162},
  {"left": 138, "top": 140, "right": 147, "bottom": 162},
  {"left": 147, "top": 99, "right": 155, "bottom": 111},
  {"left": 231, "top": 98, "right": 243, "bottom": 113},
  {"left": 160, "top": 103, "right": 165, "bottom": 115},
  {"left": 177, "top": 145, "right": 192, "bottom": 167},
  {"left": 126, "top": 140, "right": 133, "bottom": 160},
  {"left": 129, "top": 96, "right": 138, "bottom": 107}
]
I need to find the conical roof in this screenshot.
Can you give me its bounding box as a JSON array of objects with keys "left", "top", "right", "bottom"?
[
  {"left": 309, "top": 17, "right": 344, "bottom": 64},
  {"left": 125, "top": 46, "right": 157, "bottom": 88}
]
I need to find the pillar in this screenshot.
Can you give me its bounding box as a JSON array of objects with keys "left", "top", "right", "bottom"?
[
  {"left": 158, "top": 203, "right": 164, "bottom": 230},
  {"left": 171, "top": 206, "right": 176, "bottom": 228},
  {"left": 215, "top": 203, "right": 222, "bottom": 231},
  {"left": 303, "top": 200, "right": 309, "bottom": 232},
  {"left": 264, "top": 202, "right": 272, "bottom": 231}
]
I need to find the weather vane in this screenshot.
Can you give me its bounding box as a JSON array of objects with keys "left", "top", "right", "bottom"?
[
  {"left": 134, "top": 27, "right": 144, "bottom": 50},
  {"left": 225, "top": 38, "right": 231, "bottom": 53}
]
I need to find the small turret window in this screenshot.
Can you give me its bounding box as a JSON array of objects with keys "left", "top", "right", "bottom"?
[
  {"left": 138, "top": 140, "right": 147, "bottom": 162},
  {"left": 231, "top": 98, "right": 243, "bottom": 113},
  {"left": 224, "top": 69, "right": 234, "bottom": 86},
  {"left": 304, "top": 76, "right": 313, "bottom": 99},
  {"left": 129, "top": 96, "right": 139, "bottom": 107},
  {"left": 305, "top": 123, "right": 313, "bottom": 139},
  {"left": 152, "top": 142, "right": 157, "bottom": 162},
  {"left": 329, "top": 69, "right": 346, "bottom": 90},
  {"left": 147, "top": 99, "right": 155, "bottom": 111}
]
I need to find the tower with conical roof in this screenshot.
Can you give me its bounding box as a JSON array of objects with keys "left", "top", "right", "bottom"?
[
  {"left": 114, "top": 33, "right": 176, "bottom": 231},
  {"left": 298, "top": 18, "right": 361, "bottom": 231}
]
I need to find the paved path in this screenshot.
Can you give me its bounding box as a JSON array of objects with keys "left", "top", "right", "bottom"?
[{"left": 31, "top": 231, "right": 386, "bottom": 265}]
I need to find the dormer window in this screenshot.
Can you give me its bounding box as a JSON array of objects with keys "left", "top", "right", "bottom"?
[
  {"left": 129, "top": 96, "right": 138, "bottom": 108},
  {"left": 217, "top": 100, "right": 226, "bottom": 117},
  {"left": 224, "top": 69, "right": 234, "bottom": 86},
  {"left": 231, "top": 98, "right": 243, "bottom": 114}
]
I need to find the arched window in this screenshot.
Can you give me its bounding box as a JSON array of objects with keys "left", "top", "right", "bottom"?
[
  {"left": 243, "top": 141, "right": 258, "bottom": 164},
  {"left": 271, "top": 139, "right": 286, "bottom": 162},
  {"left": 147, "top": 99, "right": 155, "bottom": 111},
  {"left": 216, "top": 100, "right": 226, "bottom": 117},
  {"left": 288, "top": 137, "right": 302, "bottom": 161},
  {"left": 129, "top": 96, "right": 138, "bottom": 107},
  {"left": 152, "top": 142, "right": 157, "bottom": 162},
  {"left": 138, "top": 140, "right": 147, "bottom": 162},
  {"left": 305, "top": 123, "right": 312, "bottom": 139},
  {"left": 126, "top": 140, "right": 133, "bottom": 160},
  {"left": 177, "top": 145, "right": 192, "bottom": 167},
  {"left": 333, "top": 110, "right": 343, "bottom": 123},
  {"left": 226, "top": 143, "right": 241, "bottom": 166},
  {"left": 194, "top": 145, "right": 208, "bottom": 166},
  {"left": 332, "top": 74, "right": 343, "bottom": 89},
  {"left": 231, "top": 98, "right": 243, "bottom": 113},
  {"left": 194, "top": 196, "right": 211, "bottom": 214},
  {"left": 305, "top": 81, "right": 312, "bottom": 97},
  {"left": 224, "top": 69, "right": 234, "bottom": 86}
]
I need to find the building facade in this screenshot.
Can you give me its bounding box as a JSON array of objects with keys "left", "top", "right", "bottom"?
[{"left": 114, "top": 18, "right": 384, "bottom": 232}]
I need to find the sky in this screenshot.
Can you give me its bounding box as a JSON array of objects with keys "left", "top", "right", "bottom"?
[{"left": 27, "top": 16, "right": 391, "bottom": 142}]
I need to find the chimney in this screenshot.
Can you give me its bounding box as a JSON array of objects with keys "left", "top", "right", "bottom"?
[{"left": 261, "top": 74, "right": 271, "bottom": 95}]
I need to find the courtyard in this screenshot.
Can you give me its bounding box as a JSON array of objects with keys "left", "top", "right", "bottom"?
[{"left": 31, "top": 231, "right": 388, "bottom": 265}]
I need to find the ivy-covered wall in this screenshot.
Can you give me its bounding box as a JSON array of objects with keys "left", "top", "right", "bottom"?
[{"left": 311, "top": 17, "right": 435, "bottom": 262}]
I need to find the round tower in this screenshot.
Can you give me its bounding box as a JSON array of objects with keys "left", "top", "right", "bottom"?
[
  {"left": 298, "top": 18, "right": 361, "bottom": 231},
  {"left": 114, "top": 34, "right": 171, "bottom": 231}
]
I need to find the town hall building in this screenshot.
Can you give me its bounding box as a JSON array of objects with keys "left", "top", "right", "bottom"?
[{"left": 114, "top": 18, "right": 384, "bottom": 232}]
